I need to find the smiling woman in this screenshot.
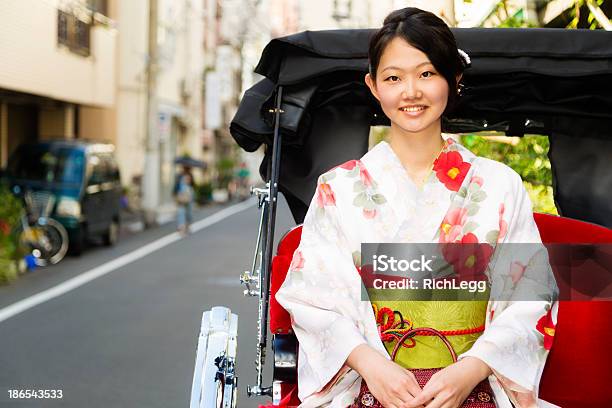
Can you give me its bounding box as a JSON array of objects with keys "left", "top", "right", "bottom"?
[
  {"left": 276, "top": 7, "right": 559, "bottom": 408},
  {"left": 363, "top": 9, "right": 469, "bottom": 190}
]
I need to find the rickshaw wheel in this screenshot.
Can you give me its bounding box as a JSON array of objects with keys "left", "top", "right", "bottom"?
[
  {"left": 222, "top": 376, "right": 237, "bottom": 408},
  {"left": 215, "top": 380, "right": 223, "bottom": 407},
  {"left": 189, "top": 306, "right": 238, "bottom": 408}
]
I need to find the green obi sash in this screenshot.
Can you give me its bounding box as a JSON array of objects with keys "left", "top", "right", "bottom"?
[{"left": 369, "top": 298, "right": 488, "bottom": 369}]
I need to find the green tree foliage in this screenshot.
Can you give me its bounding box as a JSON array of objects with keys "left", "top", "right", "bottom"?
[
  {"left": 567, "top": 0, "right": 607, "bottom": 29},
  {"left": 460, "top": 135, "right": 558, "bottom": 215}
]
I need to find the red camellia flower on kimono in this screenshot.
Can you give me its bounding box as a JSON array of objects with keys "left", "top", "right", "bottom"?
[
  {"left": 316, "top": 183, "right": 336, "bottom": 208},
  {"left": 433, "top": 151, "right": 471, "bottom": 191},
  {"left": 536, "top": 308, "right": 556, "bottom": 350},
  {"left": 441, "top": 233, "right": 494, "bottom": 280},
  {"left": 439, "top": 207, "right": 468, "bottom": 243}
]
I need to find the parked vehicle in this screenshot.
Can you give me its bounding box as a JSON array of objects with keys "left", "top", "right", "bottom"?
[
  {"left": 191, "top": 27, "right": 612, "bottom": 408},
  {"left": 6, "top": 140, "right": 121, "bottom": 255}
]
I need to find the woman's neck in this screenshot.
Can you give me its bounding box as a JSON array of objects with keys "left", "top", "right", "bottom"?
[{"left": 388, "top": 122, "right": 445, "bottom": 172}]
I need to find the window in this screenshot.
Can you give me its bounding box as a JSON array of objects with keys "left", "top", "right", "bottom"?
[
  {"left": 100, "top": 154, "right": 120, "bottom": 182},
  {"left": 8, "top": 145, "right": 85, "bottom": 185},
  {"left": 57, "top": 9, "right": 91, "bottom": 57},
  {"left": 88, "top": 155, "right": 105, "bottom": 185}
]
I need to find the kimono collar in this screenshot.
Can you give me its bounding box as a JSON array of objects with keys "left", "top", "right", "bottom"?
[{"left": 363, "top": 135, "right": 476, "bottom": 190}]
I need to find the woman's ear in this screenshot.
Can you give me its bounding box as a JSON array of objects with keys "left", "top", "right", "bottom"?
[{"left": 365, "top": 73, "right": 380, "bottom": 102}]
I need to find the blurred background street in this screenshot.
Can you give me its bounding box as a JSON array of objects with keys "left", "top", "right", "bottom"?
[
  {"left": 0, "top": 0, "right": 610, "bottom": 407},
  {"left": 0, "top": 196, "right": 293, "bottom": 407}
]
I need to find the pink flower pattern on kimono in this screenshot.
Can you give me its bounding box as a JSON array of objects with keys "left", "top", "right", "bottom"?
[
  {"left": 290, "top": 250, "right": 305, "bottom": 271},
  {"left": 439, "top": 207, "right": 468, "bottom": 243},
  {"left": 509, "top": 261, "right": 526, "bottom": 285},
  {"left": 337, "top": 159, "right": 387, "bottom": 220},
  {"left": 498, "top": 203, "right": 508, "bottom": 241},
  {"left": 336, "top": 160, "right": 359, "bottom": 171},
  {"left": 470, "top": 175, "right": 484, "bottom": 187},
  {"left": 316, "top": 183, "right": 336, "bottom": 208},
  {"left": 362, "top": 208, "right": 377, "bottom": 219},
  {"left": 359, "top": 166, "right": 374, "bottom": 187}
]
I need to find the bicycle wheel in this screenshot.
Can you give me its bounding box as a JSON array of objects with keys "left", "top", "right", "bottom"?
[{"left": 20, "top": 218, "right": 69, "bottom": 266}]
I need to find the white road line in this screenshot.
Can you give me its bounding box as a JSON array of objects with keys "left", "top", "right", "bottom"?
[{"left": 0, "top": 199, "right": 256, "bottom": 324}]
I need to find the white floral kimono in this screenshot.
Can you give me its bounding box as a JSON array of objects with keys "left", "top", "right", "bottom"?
[{"left": 276, "top": 136, "right": 559, "bottom": 408}]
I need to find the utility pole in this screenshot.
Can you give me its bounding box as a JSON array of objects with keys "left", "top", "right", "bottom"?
[{"left": 143, "top": 0, "right": 159, "bottom": 226}]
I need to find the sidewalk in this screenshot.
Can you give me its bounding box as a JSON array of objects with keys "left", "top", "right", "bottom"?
[
  {"left": 119, "top": 199, "right": 250, "bottom": 237},
  {"left": 120, "top": 207, "right": 146, "bottom": 235}
]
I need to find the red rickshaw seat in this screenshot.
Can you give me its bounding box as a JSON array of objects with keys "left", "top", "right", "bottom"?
[
  {"left": 267, "top": 213, "right": 612, "bottom": 407},
  {"left": 533, "top": 213, "right": 612, "bottom": 408}
]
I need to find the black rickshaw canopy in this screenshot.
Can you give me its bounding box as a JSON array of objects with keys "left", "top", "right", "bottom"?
[
  {"left": 231, "top": 28, "right": 612, "bottom": 228},
  {"left": 255, "top": 28, "right": 612, "bottom": 84}
]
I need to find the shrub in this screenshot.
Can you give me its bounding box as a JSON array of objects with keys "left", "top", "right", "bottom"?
[
  {"left": 460, "top": 134, "right": 558, "bottom": 215},
  {"left": 0, "top": 184, "right": 23, "bottom": 284}
]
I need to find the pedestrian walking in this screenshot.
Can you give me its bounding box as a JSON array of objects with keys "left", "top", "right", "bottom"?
[{"left": 174, "top": 167, "right": 194, "bottom": 236}]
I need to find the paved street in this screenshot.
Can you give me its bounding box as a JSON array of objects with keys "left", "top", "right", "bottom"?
[{"left": 0, "top": 197, "right": 295, "bottom": 407}]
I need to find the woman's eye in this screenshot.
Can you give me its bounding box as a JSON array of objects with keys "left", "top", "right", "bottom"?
[
  {"left": 385, "top": 75, "right": 400, "bottom": 82},
  {"left": 421, "top": 71, "right": 435, "bottom": 78}
]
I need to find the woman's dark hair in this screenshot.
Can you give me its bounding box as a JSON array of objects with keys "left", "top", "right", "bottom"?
[{"left": 368, "top": 7, "right": 466, "bottom": 115}]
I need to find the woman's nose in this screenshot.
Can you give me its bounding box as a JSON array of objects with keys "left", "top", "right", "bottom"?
[{"left": 402, "top": 80, "right": 422, "bottom": 99}]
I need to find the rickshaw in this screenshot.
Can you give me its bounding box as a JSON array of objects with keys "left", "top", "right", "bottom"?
[{"left": 189, "top": 27, "right": 612, "bottom": 408}]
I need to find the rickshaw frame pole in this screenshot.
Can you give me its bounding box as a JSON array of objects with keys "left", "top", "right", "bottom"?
[{"left": 249, "top": 86, "right": 284, "bottom": 397}]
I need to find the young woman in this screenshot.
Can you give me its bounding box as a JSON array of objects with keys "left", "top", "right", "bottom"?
[{"left": 277, "top": 7, "right": 558, "bottom": 408}]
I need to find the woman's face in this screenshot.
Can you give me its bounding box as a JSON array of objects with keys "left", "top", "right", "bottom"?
[{"left": 366, "top": 37, "right": 450, "bottom": 135}]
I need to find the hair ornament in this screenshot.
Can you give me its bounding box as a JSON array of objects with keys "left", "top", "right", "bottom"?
[{"left": 458, "top": 48, "right": 471, "bottom": 68}]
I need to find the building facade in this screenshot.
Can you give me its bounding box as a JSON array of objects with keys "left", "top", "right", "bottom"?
[
  {"left": 0, "top": 0, "right": 116, "bottom": 167},
  {"left": 0, "top": 0, "right": 208, "bottom": 225},
  {"left": 139, "top": 0, "right": 206, "bottom": 222},
  {"left": 296, "top": 0, "right": 456, "bottom": 30}
]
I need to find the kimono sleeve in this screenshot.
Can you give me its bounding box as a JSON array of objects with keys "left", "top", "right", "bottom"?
[
  {"left": 458, "top": 170, "right": 559, "bottom": 408},
  {"left": 276, "top": 176, "right": 375, "bottom": 403}
]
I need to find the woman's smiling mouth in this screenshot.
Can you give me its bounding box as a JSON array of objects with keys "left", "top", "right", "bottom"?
[{"left": 399, "top": 105, "right": 428, "bottom": 116}]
